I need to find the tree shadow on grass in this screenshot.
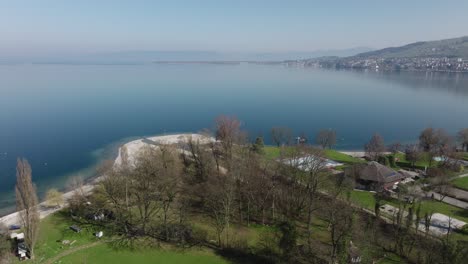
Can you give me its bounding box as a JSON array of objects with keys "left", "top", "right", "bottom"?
[
  {"left": 454, "top": 208, "right": 468, "bottom": 220},
  {"left": 215, "top": 248, "right": 277, "bottom": 264}
]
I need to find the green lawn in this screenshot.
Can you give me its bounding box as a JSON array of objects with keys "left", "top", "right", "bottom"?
[
  {"left": 393, "top": 153, "right": 435, "bottom": 169},
  {"left": 32, "top": 212, "right": 100, "bottom": 262},
  {"left": 418, "top": 200, "right": 468, "bottom": 223},
  {"left": 348, "top": 190, "right": 468, "bottom": 224},
  {"left": 452, "top": 177, "right": 468, "bottom": 191},
  {"left": 462, "top": 153, "right": 468, "bottom": 161},
  {"left": 263, "top": 146, "right": 364, "bottom": 165},
  {"left": 55, "top": 244, "right": 229, "bottom": 264},
  {"left": 323, "top": 149, "right": 365, "bottom": 164},
  {"left": 28, "top": 212, "right": 231, "bottom": 264},
  {"left": 377, "top": 253, "right": 407, "bottom": 264},
  {"left": 350, "top": 190, "right": 377, "bottom": 209},
  {"left": 263, "top": 146, "right": 281, "bottom": 160}
]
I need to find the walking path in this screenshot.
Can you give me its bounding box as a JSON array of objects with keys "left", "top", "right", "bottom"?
[
  {"left": 0, "top": 185, "right": 94, "bottom": 227},
  {"left": 453, "top": 173, "right": 468, "bottom": 179},
  {"left": 428, "top": 191, "right": 468, "bottom": 209},
  {"left": 44, "top": 241, "right": 102, "bottom": 264}
]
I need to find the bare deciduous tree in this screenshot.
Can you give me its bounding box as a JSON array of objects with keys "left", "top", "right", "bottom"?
[
  {"left": 419, "top": 128, "right": 453, "bottom": 167},
  {"left": 458, "top": 128, "right": 468, "bottom": 152},
  {"left": 364, "top": 133, "right": 386, "bottom": 161},
  {"left": 405, "top": 144, "right": 422, "bottom": 168},
  {"left": 215, "top": 115, "right": 245, "bottom": 161},
  {"left": 316, "top": 129, "right": 337, "bottom": 149},
  {"left": 45, "top": 188, "right": 64, "bottom": 208},
  {"left": 271, "top": 127, "right": 293, "bottom": 147},
  {"left": 388, "top": 142, "right": 402, "bottom": 154},
  {"left": 419, "top": 128, "right": 440, "bottom": 152},
  {"left": 15, "top": 158, "right": 39, "bottom": 259}
]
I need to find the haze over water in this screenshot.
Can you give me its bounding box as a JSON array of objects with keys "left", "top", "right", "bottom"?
[{"left": 1, "top": 63, "right": 467, "bottom": 214}]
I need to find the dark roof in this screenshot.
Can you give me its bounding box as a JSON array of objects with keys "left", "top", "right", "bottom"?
[{"left": 356, "top": 161, "right": 403, "bottom": 183}]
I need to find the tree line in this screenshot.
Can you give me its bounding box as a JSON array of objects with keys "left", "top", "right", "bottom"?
[{"left": 1, "top": 119, "right": 467, "bottom": 263}]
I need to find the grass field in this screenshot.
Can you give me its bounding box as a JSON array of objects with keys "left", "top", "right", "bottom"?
[
  {"left": 350, "top": 190, "right": 377, "bottom": 209},
  {"left": 323, "top": 149, "right": 365, "bottom": 164},
  {"left": 393, "top": 153, "right": 434, "bottom": 169},
  {"left": 452, "top": 177, "right": 468, "bottom": 191},
  {"left": 349, "top": 190, "right": 468, "bottom": 223},
  {"left": 32, "top": 212, "right": 100, "bottom": 263},
  {"left": 462, "top": 153, "right": 468, "bottom": 161},
  {"left": 28, "top": 212, "right": 233, "bottom": 264},
  {"left": 263, "top": 146, "right": 364, "bottom": 165},
  {"left": 55, "top": 244, "right": 229, "bottom": 264},
  {"left": 263, "top": 146, "right": 281, "bottom": 160}
]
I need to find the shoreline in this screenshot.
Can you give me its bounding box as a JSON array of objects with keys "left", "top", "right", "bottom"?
[
  {"left": 0, "top": 133, "right": 379, "bottom": 224},
  {"left": 0, "top": 133, "right": 213, "bottom": 226}
]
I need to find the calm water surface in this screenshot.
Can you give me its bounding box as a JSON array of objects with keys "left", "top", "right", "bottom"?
[{"left": 1, "top": 64, "right": 467, "bottom": 213}]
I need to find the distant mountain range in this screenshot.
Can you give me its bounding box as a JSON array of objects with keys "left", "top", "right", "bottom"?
[
  {"left": 353, "top": 36, "right": 468, "bottom": 59},
  {"left": 0, "top": 47, "right": 372, "bottom": 64}
]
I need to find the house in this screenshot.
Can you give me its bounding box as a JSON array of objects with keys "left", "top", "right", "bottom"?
[{"left": 345, "top": 161, "right": 405, "bottom": 191}]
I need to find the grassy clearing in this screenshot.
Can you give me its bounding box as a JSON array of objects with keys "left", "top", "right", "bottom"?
[
  {"left": 462, "top": 153, "right": 468, "bottom": 161},
  {"left": 349, "top": 190, "right": 377, "bottom": 210},
  {"left": 263, "top": 145, "right": 364, "bottom": 165},
  {"left": 418, "top": 200, "right": 468, "bottom": 223},
  {"left": 377, "top": 252, "right": 407, "bottom": 264},
  {"left": 32, "top": 212, "right": 100, "bottom": 263},
  {"left": 55, "top": 243, "right": 228, "bottom": 264},
  {"left": 263, "top": 146, "right": 281, "bottom": 160},
  {"left": 323, "top": 149, "right": 365, "bottom": 164},
  {"left": 348, "top": 190, "right": 468, "bottom": 223},
  {"left": 28, "top": 212, "right": 233, "bottom": 264},
  {"left": 452, "top": 177, "right": 468, "bottom": 191},
  {"left": 394, "top": 153, "right": 435, "bottom": 169}
]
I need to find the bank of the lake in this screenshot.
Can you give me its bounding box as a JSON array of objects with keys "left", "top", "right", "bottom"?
[{"left": 1, "top": 64, "right": 468, "bottom": 212}]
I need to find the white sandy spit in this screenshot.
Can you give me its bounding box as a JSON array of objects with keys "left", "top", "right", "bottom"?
[{"left": 0, "top": 133, "right": 214, "bottom": 228}]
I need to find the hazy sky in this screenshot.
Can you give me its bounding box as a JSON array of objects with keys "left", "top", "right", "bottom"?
[{"left": 1, "top": 0, "right": 467, "bottom": 56}]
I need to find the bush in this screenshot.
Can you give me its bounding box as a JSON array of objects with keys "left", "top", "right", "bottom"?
[
  {"left": 377, "top": 156, "right": 390, "bottom": 166},
  {"left": 0, "top": 233, "right": 12, "bottom": 264},
  {"left": 388, "top": 155, "right": 396, "bottom": 167},
  {"left": 191, "top": 225, "right": 209, "bottom": 245}
]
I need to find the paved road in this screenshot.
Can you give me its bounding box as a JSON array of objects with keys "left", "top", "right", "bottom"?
[
  {"left": 428, "top": 191, "right": 468, "bottom": 209},
  {"left": 453, "top": 172, "right": 468, "bottom": 179}
]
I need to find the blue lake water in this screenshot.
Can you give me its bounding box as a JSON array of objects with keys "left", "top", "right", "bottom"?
[{"left": 1, "top": 63, "right": 468, "bottom": 214}]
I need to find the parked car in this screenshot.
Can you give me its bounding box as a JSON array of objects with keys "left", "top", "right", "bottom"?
[
  {"left": 9, "top": 224, "right": 21, "bottom": 230},
  {"left": 70, "top": 225, "right": 82, "bottom": 233}
]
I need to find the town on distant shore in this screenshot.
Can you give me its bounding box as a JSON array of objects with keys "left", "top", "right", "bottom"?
[{"left": 286, "top": 36, "right": 468, "bottom": 73}]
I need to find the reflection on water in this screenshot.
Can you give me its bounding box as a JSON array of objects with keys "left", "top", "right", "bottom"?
[{"left": 0, "top": 64, "right": 467, "bottom": 213}]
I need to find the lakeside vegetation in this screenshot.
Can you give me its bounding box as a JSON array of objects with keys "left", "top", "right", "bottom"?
[{"left": 1, "top": 120, "right": 468, "bottom": 264}]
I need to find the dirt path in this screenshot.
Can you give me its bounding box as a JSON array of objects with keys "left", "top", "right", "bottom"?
[{"left": 44, "top": 241, "right": 102, "bottom": 264}]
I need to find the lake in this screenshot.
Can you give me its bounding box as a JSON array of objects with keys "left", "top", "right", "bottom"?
[{"left": 1, "top": 63, "right": 467, "bottom": 214}]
